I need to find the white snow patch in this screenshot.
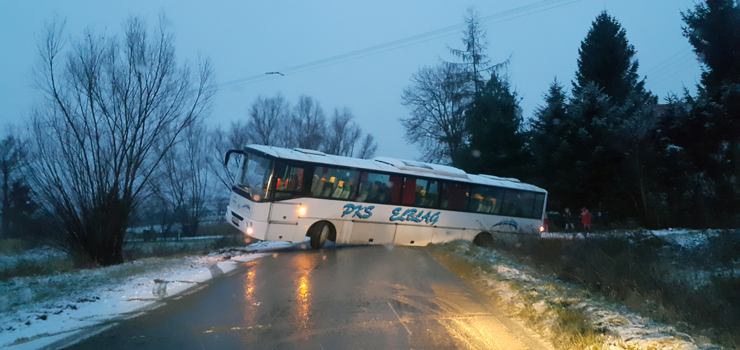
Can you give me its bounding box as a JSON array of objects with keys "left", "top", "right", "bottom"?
[
  {"left": 0, "top": 241, "right": 293, "bottom": 349},
  {"left": 541, "top": 228, "right": 716, "bottom": 249}
]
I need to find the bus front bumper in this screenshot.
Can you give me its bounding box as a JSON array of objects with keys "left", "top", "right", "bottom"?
[{"left": 225, "top": 206, "right": 268, "bottom": 240}]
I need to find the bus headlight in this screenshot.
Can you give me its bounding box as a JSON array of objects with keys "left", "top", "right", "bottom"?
[
  {"left": 247, "top": 227, "right": 253, "bottom": 235},
  {"left": 299, "top": 206, "right": 307, "bottom": 216}
]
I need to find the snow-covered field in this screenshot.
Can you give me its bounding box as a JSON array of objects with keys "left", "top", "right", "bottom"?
[{"left": 0, "top": 241, "right": 295, "bottom": 350}]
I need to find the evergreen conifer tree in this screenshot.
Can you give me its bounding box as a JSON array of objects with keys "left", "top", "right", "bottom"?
[
  {"left": 683, "top": 0, "right": 740, "bottom": 96},
  {"left": 530, "top": 80, "right": 580, "bottom": 208},
  {"left": 573, "top": 11, "right": 649, "bottom": 106},
  {"left": 447, "top": 7, "right": 500, "bottom": 95},
  {"left": 670, "top": 0, "right": 740, "bottom": 225},
  {"left": 458, "top": 72, "right": 528, "bottom": 178}
]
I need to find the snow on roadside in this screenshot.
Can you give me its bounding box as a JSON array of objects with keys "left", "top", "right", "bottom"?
[
  {"left": 437, "top": 240, "right": 719, "bottom": 350},
  {"left": 541, "top": 228, "right": 712, "bottom": 249},
  {"left": 0, "top": 242, "right": 293, "bottom": 350}
]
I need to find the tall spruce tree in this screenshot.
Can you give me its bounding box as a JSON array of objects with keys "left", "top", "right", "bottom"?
[
  {"left": 458, "top": 72, "right": 528, "bottom": 178},
  {"left": 660, "top": 0, "right": 740, "bottom": 226},
  {"left": 567, "top": 83, "right": 617, "bottom": 211},
  {"left": 530, "top": 80, "right": 580, "bottom": 209},
  {"left": 563, "top": 11, "right": 659, "bottom": 224},
  {"left": 447, "top": 7, "right": 499, "bottom": 94},
  {"left": 573, "top": 11, "right": 649, "bottom": 106},
  {"left": 683, "top": 0, "right": 740, "bottom": 96}
]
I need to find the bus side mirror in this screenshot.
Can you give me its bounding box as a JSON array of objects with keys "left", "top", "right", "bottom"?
[{"left": 224, "top": 149, "right": 246, "bottom": 166}]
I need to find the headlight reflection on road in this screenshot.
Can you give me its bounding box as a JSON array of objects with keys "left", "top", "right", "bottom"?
[
  {"left": 242, "top": 263, "right": 258, "bottom": 327},
  {"left": 293, "top": 255, "right": 314, "bottom": 333}
]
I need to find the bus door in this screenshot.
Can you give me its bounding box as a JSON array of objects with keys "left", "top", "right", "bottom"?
[
  {"left": 266, "top": 161, "right": 308, "bottom": 242},
  {"left": 267, "top": 202, "right": 300, "bottom": 242}
]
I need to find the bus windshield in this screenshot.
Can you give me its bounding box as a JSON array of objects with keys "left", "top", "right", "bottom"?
[{"left": 236, "top": 153, "right": 272, "bottom": 202}]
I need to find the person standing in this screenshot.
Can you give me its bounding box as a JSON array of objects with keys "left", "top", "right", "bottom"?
[
  {"left": 581, "top": 207, "right": 592, "bottom": 232},
  {"left": 563, "top": 207, "right": 575, "bottom": 232}
]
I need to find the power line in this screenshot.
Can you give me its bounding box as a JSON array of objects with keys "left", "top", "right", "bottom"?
[
  {"left": 283, "top": 0, "right": 583, "bottom": 78},
  {"left": 652, "top": 59, "right": 699, "bottom": 86},
  {"left": 220, "top": 0, "right": 581, "bottom": 88},
  {"left": 644, "top": 47, "right": 691, "bottom": 75},
  {"left": 648, "top": 54, "right": 695, "bottom": 81}
]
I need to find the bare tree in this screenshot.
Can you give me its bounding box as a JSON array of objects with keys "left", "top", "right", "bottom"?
[
  {"left": 0, "top": 127, "right": 26, "bottom": 239},
  {"left": 153, "top": 121, "right": 213, "bottom": 238},
  {"left": 248, "top": 94, "right": 290, "bottom": 146},
  {"left": 290, "top": 95, "right": 326, "bottom": 150},
  {"left": 28, "top": 16, "right": 215, "bottom": 265},
  {"left": 401, "top": 64, "right": 470, "bottom": 164},
  {"left": 323, "top": 107, "right": 362, "bottom": 156},
  {"left": 209, "top": 121, "right": 249, "bottom": 190},
  {"left": 356, "top": 134, "right": 378, "bottom": 159}
]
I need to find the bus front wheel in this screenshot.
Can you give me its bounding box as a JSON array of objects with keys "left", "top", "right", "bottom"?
[{"left": 308, "top": 222, "right": 331, "bottom": 250}]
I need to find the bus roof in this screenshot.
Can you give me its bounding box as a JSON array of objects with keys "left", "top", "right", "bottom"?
[{"left": 245, "top": 145, "right": 547, "bottom": 194}]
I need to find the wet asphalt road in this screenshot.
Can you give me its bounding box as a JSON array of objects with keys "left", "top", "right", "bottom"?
[{"left": 65, "top": 244, "right": 548, "bottom": 350}]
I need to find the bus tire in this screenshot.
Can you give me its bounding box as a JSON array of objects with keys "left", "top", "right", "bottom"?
[
  {"left": 309, "top": 221, "right": 331, "bottom": 250},
  {"left": 473, "top": 232, "right": 494, "bottom": 248}
]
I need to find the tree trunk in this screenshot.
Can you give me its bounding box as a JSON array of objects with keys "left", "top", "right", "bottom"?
[{"left": 1, "top": 167, "right": 9, "bottom": 239}]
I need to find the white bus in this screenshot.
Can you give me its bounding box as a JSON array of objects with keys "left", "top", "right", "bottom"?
[{"left": 224, "top": 145, "right": 547, "bottom": 249}]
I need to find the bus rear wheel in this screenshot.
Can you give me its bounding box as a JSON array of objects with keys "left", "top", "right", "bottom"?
[
  {"left": 308, "top": 222, "right": 331, "bottom": 250},
  {"left": 473, "top": 232, "right": 494, "bottom": 248}
]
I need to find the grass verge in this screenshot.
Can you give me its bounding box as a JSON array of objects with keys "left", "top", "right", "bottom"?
[
  {"left": 487, "top": 231, "right": 739, "bottom": 349},
  {"left": 431, "top": 242, "right": 606, "bottom": 350}
]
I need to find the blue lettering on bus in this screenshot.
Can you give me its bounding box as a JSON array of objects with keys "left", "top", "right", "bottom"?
[
  {"left": 341, "top": 204, "right": 374, "bottom": 219},
  {"left": 389, "top": 207, "right": 440, "bottom": 226}
]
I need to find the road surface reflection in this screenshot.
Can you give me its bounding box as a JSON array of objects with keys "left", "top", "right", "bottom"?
[
  {"left": 292, "top": 253, "right": 315, "bottom": 334},
  {"left": 242, "top": 260, "right": 259, "bottom": 328}
]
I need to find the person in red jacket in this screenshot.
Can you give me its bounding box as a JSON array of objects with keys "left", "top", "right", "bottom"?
[{"left": 581, "top": 207, "right": 592, "bottom": 232}]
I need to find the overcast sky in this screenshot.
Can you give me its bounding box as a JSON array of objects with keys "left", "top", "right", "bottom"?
[{"left": 0, "top": 0, "right": 702, "bottom": 160}]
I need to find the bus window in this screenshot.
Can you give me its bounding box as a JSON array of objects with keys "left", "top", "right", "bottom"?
[
  {"left": 519, "top": 191, "right": 537, "bottom": 218},
  {"left": 468, "top": 186, "right": 504, "bottom": 214},
  {"left": 532, "top": 193, "right": 546, "bottom": 219},
  {"left": 237, "top": 153, "right": 272, "bottom": 202},
  {"left": 413, "top": 178, "right": 438, "bottom": 208},
  {"left": 312, "top": 166, "right": 357, "bottom": 200},
  {"left": 439, "top": 182, "right": 469, "bottom": 211},
  {"left": 502, "top": 190, "right": 535, "bottom": 218},
  {"left": 274, "top": 162, "right": 306, "bottom": 200},
  {"left": 356, "top": 172, "right": 401, "bottom": 205}
]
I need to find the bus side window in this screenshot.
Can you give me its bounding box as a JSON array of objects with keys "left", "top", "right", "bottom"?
[
  {"left": 468, "top": 186, "right": 486, "bottom": 213},
  {"left": 503, "top": 190, "right": 526, "bottom": 217},
  {"left": 311, "top": 166, "right": 358, "bottom": 200},
  {"left": 489, "top": 187, "right": 505, "bottom": 214},
  {"left": 439, "top": 182, "right": 469, "bottom": 211},
  {"left": 532, "top": 193, "right": 546, "bottom": 219},
  {"left": 468, "top": 185, "right": 505, "bottom": 214},
  {"left": 518, "top": 191, "right": 536, "bottom": 219},
  {"left": 355, "top": 172, "right": 398, "bottom": 204},
  {"left": 274, "top": 162, "right": 306, "bottom": 200},
  {"left": 412, "top": 178, "right": 438, "bottom": 208}
]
